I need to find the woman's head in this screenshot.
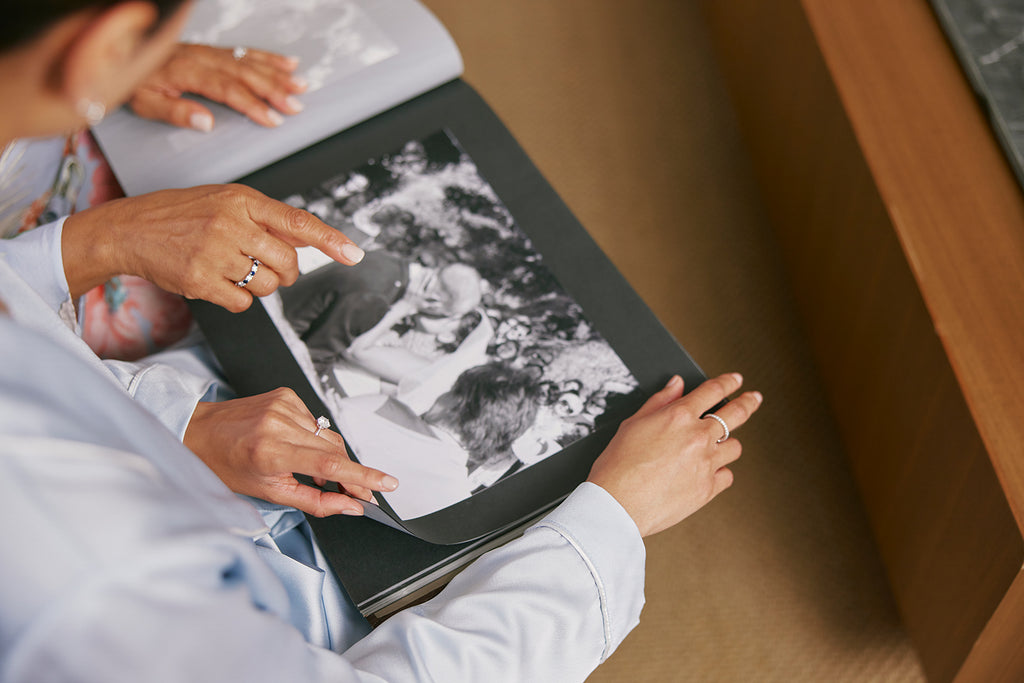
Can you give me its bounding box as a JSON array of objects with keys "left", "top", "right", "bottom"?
[
  {"left": 0, "top": 1, "right": 192, "bottom": 142},
  {"left": 423, "top": 362, "right": 540, "bottom": 471},
  {"left": 2, "top": 1, "right": 189, "bottom": 52}
]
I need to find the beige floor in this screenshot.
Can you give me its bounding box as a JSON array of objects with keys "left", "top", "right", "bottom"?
[{"left": 421, "top": 2, "right": 928, "bottom": 681}]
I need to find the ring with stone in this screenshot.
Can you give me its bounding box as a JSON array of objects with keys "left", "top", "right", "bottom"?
[
  {"left": 313, "top": 415, "right": 330, "bottom": 437},
  {"left": 233, "top": 46, "right": 248, "bottom": 61},
  {"left": 235, "top": 256, "right": 260, "bottom": 288},
  {"left": 702, "top": 413, "right": 730, "bottom": 444}
]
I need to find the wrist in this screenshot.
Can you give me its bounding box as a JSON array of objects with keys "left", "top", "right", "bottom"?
[{"left": 61, "top": 204, "right": 127, "bottom": 299}]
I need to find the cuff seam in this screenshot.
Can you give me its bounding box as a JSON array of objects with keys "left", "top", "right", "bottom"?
[{"left": 533, "top": 518, "right": 614, "bottom": 661}]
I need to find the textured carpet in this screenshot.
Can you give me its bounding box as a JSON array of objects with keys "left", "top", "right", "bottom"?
[{"left": 420, "top": 2, "right": 928, "bottom": 681}]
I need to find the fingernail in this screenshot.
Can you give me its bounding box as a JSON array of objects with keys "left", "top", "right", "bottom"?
[
  {"left": 266, "top": 109, "right": 285, "bottom": 127},
  {"left": 667, "top": 375, "right": 682, "bottom": 388},
  {"left": 731, "top": 372, "right": 743, "bottom": 384},
  {"left": 291, "top": 75, "right": 308, "bottom": 90},
  {"left": 284, "top": 95, "right": 304, "bottom": 113},
  {"left": 380, "top": 475, "right": 399, "bottom": 491},
  {"left": 369, "top": 494, "right": 379, "bottom": 506},
  {"left": 341, "top": 242, "right": 365, "bottom": 263},
  {"left": 752, "top": 391, "right": 764, "bottom": 404},
  {"left": 342, "top": 507, "right": 363, "bottom": 516},
  {"left": 190, "top": 112, "right": 214, "bottom": 132},
  {"left": 286, "top": 56, "right": 301, "bottom": 69}
]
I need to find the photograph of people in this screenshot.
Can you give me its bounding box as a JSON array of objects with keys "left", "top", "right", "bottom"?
[{"left": 275, "top": 130, "right": 640, "bottom": 518}]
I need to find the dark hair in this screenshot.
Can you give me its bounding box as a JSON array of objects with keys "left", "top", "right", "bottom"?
[
  {"left": 423, "top": 362, "right": 540, "bottom": 471},
  {"left": 2, "top": 1, "right": 188, "bottom": 52}
]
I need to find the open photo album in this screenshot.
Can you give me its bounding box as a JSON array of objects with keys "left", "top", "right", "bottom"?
[
  {"left": 267, "top": 129, "right": 640, "bottom": 527},
  {"left": 95, "top": 0, "right": 708, "bottom": 615}
]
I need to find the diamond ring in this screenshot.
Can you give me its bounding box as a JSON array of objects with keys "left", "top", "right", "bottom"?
[{"left": 702, "top": 413, "right": 730, "bottom": 444}]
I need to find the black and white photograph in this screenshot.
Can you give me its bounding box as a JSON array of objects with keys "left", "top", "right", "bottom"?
[{"left": 264, "top": 129, "right": 639, "bottom": 520}]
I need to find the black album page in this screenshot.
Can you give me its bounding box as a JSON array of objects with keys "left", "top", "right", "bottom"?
[{"left": 190, "top": 79, "right": 706, "bottom": 610}]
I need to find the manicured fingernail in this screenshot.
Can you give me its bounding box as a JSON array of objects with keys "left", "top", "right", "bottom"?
[
  {"left": 291, "top": 75, "right": 308, "bottom": 90},
  {"left": 369, "top": 494, "right": 379, "bottom": 505},
  {"left": 341, "top": 242, "right": 365, "bottom": 263},
  {"left": 731, "top": 373, "right": 743, "bottom": 384},
  {"left": 752, "top": 391, "right": 763, "bottom": 404},
  {"left": 667, "top": 375, "right": 682, "bottom": 388},
  {"left": 266, "top": 109, "right": 285, "bottom": 127},
  {"left": 284, "top": 95, "right": 304, "bottom": 113},
  {"left": 190, "top": 112, "right": 214, "bottom": 132},
  {"left": 342, "top": 507, "right": 363, "bottom": 516},
  {"left": 380, "top": 475, "right": 399, "bottom": 491}
]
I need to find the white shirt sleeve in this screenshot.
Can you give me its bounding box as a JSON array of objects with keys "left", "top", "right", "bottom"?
[
  {"left": 0, "top": 217, "right": 78, "bottom": 330},
  {"left": 343, "top": 482, "right": 646, "bottom": 682},
  {"left": 0, "top": 218, "right": 217, "bottom": 438},
  {"left": 103, "top": 354, "right": 218, "bottom": 440},
  {"left": 2, "top": 437, "right": 644, "bottom": 683}
]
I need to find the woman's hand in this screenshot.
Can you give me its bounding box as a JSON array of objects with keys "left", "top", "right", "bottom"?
[
  {"left": 587, "top": 372, "right": 762, "bottom": 537},
  {"left": 128, "top": 43, "right": 307, "bottom": 130},
  {"left": 62, "top": 184, "right": 365, "bottom": 311},
  {"left": 184, "top": 388, "right": 399, "bottom": 517}
]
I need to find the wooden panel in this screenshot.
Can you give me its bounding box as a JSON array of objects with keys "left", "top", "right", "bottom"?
[
  {"left": 957, "top": 574, "right": 1024, "bottom": 681},
  {"left": 797, "top": 0, "right": 1024, "bottom": 527},
  {"left": 702, "top": 1, "right": 1024, "bottom": 681}
]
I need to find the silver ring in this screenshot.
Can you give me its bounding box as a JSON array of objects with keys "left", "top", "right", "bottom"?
[
  {"left": 235, "top": 256, "right": 260, "bottom": 288},
  {"left": 313, "top": 415, "right": 330, "bottom": 437},
  {"left": 703, "top": 413, "right": 730, "bottom": 443},
  {"left": 233, "top": 46, "right": 248, "bottom": 61}
]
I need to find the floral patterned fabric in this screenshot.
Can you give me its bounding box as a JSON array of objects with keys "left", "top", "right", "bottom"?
[{"left": 0, "top": 131, "right": 192, "bottom": 360}]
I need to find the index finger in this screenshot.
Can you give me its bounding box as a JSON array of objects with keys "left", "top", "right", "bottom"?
[
  {"left": 246, "top": 196, "right": 365, "bottom": 271},
  {"left": 298, "top": 428, "right": 399, "bottom": 493},
  {"left": 680, "top": 372, "right": 744, "bottom": 415}
]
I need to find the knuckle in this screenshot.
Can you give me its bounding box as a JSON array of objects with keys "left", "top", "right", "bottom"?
[
  {"left": 225, "top": 292, "right": 252, "bottom": 313},
  {"left": 285, "top": 206, "right": 315, "bottom": 234},
  {"left": 178, "top": 265, "right": 204, "bottom": 293},
  {"left": 224, "top": 82, "right": 250, "bottom": 102},
  {"left": 269, "top": 386, "right": 298, "bottom": 404},
  {"left": 308, "top": 499, "right": 329, "bottom": 518},
  {"left": 317, "top": 454, "right": 344, "bottom": 480},
  {"left": 668, "top": 402, "right": 698, "bottom": 426},
  {"left": 222, "top": 183, "right": 255, "bottom": 206},
  {"left": 257, "top": 405, "right": 292, "bottom": 435}
]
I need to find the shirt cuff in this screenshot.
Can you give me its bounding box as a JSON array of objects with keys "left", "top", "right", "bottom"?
[
  {"left": 103, "top": 360, "right": 216, "bottom": 441},
  {"left": 0, "top": 217, "right": 77, "bottom": 327},
  {"left": 533, "top": 481, "right": 646, "bottom": 660}
]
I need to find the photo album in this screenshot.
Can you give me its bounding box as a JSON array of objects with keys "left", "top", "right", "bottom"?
[{"left": 93, "top": 0, "right": 708, "bottom": 617}]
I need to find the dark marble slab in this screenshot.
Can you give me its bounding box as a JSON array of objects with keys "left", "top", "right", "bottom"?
[{"left": 931, "top": 0, "right": 1024, "bottom": 187}]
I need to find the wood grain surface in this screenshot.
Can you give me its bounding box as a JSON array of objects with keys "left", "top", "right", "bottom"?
[{"left": 704, "top": 0, "right": 1024, "bottom": 680}]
